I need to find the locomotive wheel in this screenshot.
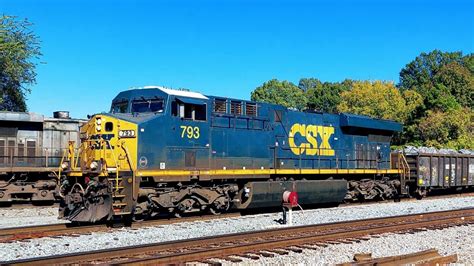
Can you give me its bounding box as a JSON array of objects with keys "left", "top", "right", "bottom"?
[
  {"left": 172, "top": 210, "right": 182, "bottom": 218},
  {"left": 209, "top": 206, "right": 222, "bottom": 215},
  {"left": 208, "top": 196, "right": 230, "bottom": 215}
]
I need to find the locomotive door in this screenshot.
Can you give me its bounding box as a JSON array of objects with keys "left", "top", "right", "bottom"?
[
  {"left": 0, "top": 137, "right": 16, "bottom": 167},
  {"left": 171, "top": 97, "right": 210, "bottom": 175},
  {"left": 0, "top": 138, "right": 5, "bottom": 166},
  {"left": 353, "top": 137, "right": 367, "bottom": 169},
  {"left": 272, "top": 109, "right": 291, "bottom": 170}
]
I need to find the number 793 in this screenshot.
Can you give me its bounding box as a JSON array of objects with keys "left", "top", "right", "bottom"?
[{"left": 180, "top": 126, "right": 200, "bottom": 139}]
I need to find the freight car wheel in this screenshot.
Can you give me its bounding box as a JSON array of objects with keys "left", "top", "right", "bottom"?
[{"left": 415, "top": 189, "right": 426, "bottom": 200}]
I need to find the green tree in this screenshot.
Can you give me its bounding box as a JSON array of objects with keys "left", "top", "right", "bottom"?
[
  {"left": 337, "top": 80, "right": 421, "bottom": 123},
  {"left": 304, "top": 79, "right": 352, "bottom": 113},
  {"left": 298, "top": 78, "right": 321, "bottom": 92},
  {"left": 399, "top": 50, "right": 472, "bottom": 111},
  {"left": 0, "top": 15, "right": 41, "bottom": 112},
  {"left": 251, "top": 79, "right": 307, "bottom": 110},
  {"left": 434, "top": 61, "right": 474, "bottom": 108},
  {"left": 418, "top": 108, "right": 473, "bottom": 149}
]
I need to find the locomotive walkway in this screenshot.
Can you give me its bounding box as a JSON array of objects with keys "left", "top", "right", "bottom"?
[{"left": 5, "top": 208, "right": 473, "bottom": 265}]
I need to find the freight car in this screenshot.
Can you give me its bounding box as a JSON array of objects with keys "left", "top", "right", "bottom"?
[
  {"left": 403, "top": 150, "right": 474, "bottom": 198},
  {"left": 0, "top": 111, "right": 85, "bottom": 204},
  {"left": 59, "top": 86, "right": 416, "bottom": 223}
]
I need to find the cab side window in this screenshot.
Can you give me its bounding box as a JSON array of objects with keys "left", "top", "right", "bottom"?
[{"left": 173, "top": 101, "right": 206, "bottom": 121}]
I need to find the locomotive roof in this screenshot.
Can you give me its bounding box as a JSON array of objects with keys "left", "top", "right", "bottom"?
[
  {"left": 0, "top": 111, "right": 44, "bottom": 123},
  {"left": 0, "top": 111, "right": 86, "bottom": 123},
  {"left": 114, "top": 86, "right": 208, "bottom": 102},
  {"left": 110, "top": 86, "right": 402, "bottom": 133}
]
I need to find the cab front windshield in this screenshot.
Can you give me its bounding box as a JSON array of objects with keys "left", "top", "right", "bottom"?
[
  {"left": 111, "top": 101, "right": 128, "bottom": 113},
  {"left": 131, "top": 98, "right": 164, "bottom": 113}
]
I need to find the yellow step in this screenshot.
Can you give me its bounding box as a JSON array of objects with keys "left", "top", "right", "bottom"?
[{"left": 113, "top": 194, "right": 126, "bottom": 198}]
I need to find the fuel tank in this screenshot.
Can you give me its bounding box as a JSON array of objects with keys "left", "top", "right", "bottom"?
[{"left": 234, "top": 180, "right": 347, "bottom": 209}]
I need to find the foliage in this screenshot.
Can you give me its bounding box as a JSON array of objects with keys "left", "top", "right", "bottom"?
[
  {"left": 251, "top": 79, "right": 307, "bottom": 110},
  {"left": 303, "top": 78, "right": 352, "bottom": 113},
  {"left": 418, "top": 108, "right": 473, "bottom": 149},
  {"left": 434, "top": 61, "right": 474, "bottom": 109},
  {"left": 399, "top": 50, "right": 472, "bottom": 111},
  {"left": 0, "top": 15, "right": 41, "bottom": 112},
  {"left": 337, "top": 80, "right": 420, "bottom": 123},
  {"left": 298, "top": 78, "right": 321, "bottom": 92},
  {"left": 397, "top": 50, "right": 473, "bottom": 148}
]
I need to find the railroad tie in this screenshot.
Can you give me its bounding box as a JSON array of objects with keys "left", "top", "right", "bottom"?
[
  {"left": 296, "top": 244, "right": 320, "bottom": 250},
  {"left": 270, "top": 249, "right": 289, "bottom": 255},
  {"left": 256, "top": 251, "right": 275, "bottom": 257},
  {"left": 198, "top": 259, "right": 222, "bottom": 266},
  {"left": 325, "top": 240, "right": 343, "bottom": 245},
  {"left": 312, "top": 242, "right": 329, "bottom": 247},
  {"left": 222, "top": 256, "right": 243, "bottom": 263},
  {"left": 345, "top": 238, "right": 362, "bottom": 243},
  {"left": 285, "top": 247, "right": 303, "bottom": 253},
  {"left": 239, "top": 253, "right": 261, "bottom": 260},
  {"left": 335, "top": 239, "right": 354, "bottom": 244},
  {"left": 353, "top": 253, "right": 372, "bottom": 262}
]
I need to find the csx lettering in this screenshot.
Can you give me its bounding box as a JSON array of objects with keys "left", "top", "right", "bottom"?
[{"left": 288, "top": 124, "right": 335, "bottom": 156}]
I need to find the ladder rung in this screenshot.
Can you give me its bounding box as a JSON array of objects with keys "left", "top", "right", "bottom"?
[
  {"left": 113, "top": 203, "right": 127, "bottom": 207},
  {"left": 114, "top": 211, "right": 132, "bottom": 215},
  {"left": 113, "top": 194, "right": 126, "bottom": 198}
]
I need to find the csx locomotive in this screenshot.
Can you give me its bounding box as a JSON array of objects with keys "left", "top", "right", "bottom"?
[
  {"left": 59, "top": 86, "right": 474, "bottom": 222},
  {"left": 0, "top": 111, "right": 84, "bottom": 204}
]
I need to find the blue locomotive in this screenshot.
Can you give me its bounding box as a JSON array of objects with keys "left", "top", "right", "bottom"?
[{"left": 58, "top": 86, "right": 471, "bottom": 222}]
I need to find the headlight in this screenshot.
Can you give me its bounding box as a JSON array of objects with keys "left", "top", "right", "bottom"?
[
  {"left": 119, "top": 130, "right": 136, "bottom": 138},
  {"left": 96, "top": 125, "right": 102, "bottom": 131},
  {"left": 90, "top": 161, "right": 99, "bottom": 170},
  {"left": 96, "top": 118, "right": 102, "bottom": 125},
  {"left": 61, "top": 161, "right": 69, "bottom": 170}
]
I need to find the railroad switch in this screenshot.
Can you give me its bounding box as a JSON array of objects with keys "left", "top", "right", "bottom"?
[{"left": 280, "top": 190, "right": 301, "bottom": 225}]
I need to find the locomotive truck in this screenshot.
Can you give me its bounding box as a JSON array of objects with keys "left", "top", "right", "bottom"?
[{"left": 59, "top": 86, "right": 474, "bottom": 223}]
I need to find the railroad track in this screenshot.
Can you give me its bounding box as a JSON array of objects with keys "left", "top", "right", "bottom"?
[
  {"left": 339, "top": 249, "right": 458, "bottom": 265},
  {"left": 1, "top": 192, "right": 473, "bottom": 243},
  {"left": 0, "top": 212, "right": 241, "bottom": 243},
  {"left": 5, "top": 208, "right": 473, "bottom": 265}
]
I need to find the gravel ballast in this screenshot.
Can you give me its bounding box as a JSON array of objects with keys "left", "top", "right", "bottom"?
[
  {"left": 0, "top": 206, "right": 66, "bottom": 229},
  {"left": 217, "top": 224, "right": 474, "bottom": 265},
  {"left": 0, "top": 196, "right": 473, "bottom": 262}
]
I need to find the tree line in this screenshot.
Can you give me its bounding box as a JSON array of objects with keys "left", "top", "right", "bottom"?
[
  {"left": 0, "top": 15, "right": 41, "bottom": 112},
  {"left": 251, "top": 50, "right": 473, "bottom": 149},
  {"left": 1, "top": 16, "right": 472, "bottom": 149}
]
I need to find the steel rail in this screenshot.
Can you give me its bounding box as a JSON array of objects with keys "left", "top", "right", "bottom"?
[{"left": 6, "top": 208, "right": 474, "bottom": 265}]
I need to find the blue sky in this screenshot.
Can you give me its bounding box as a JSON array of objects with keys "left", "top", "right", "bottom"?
[{"left": 2, "top": 0, "right": 473, "bottom": 118}]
